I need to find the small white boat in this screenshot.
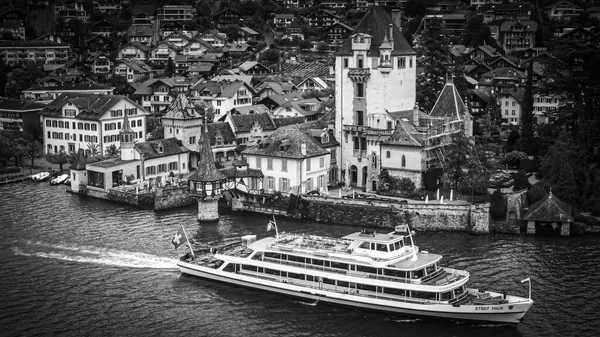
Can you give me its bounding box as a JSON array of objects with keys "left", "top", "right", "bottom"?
[
  {"left": 31, "top": 172, "right": 50, "bottom": 182},
  {"left": 51, "top": 174, "right": 69, "bottom": 185}
]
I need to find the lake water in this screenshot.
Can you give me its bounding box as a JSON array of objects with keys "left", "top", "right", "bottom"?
[{"left": 1, "top": 182, "right": 599, "bottom": 337}]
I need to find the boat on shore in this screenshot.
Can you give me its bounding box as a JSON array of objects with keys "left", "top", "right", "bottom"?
[
  {"left": 30, "top": 172, "right": 50, "bottom": 182},
  {"left": 175, "top": 220, "right": 534, "bottom": 325},
  {"left": 51, "top": 174, "right": 69, "bottom": 185}
]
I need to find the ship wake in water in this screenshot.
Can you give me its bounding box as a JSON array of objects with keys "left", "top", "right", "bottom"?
[{"left": 12, "top": 240, "right": 179, "bottom": 269}]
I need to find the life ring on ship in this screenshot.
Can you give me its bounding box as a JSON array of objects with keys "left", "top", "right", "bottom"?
[{"left": 210, "top": 247, "right": 217, "bottom": 254}]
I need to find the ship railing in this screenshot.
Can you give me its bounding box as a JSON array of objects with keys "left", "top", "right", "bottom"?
[
  {"left": 262, "top": 257, "right": 348, "bottom": 275},
  {"left": 237, "top": 269, "right": 439, "bottom": 305}
]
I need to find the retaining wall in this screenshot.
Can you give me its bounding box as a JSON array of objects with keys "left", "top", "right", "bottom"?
[{"left": 154, "top": 186, "right": 196, "bottom": 211}]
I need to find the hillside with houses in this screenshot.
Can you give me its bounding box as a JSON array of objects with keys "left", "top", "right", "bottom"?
[{"left": 1, "top": 0, "right": 600, "bottom": 222}]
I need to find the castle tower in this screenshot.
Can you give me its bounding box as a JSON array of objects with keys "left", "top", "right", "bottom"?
[
  {"left": 334, "top": 6, "right": 417, "bottom": 192},
  {"left": 69, "top": 148, "right": 88, "bottom": 193},
  {"left": 120, "top": 109, "right": 136, "bottom": 161},
  {"left": 187, "top": 121, "right": 227, "bottom": 222}
]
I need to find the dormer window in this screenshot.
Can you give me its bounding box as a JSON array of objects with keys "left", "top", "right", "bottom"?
[{"left": 157, "top": 144, "right": 164, "bottom": 153}]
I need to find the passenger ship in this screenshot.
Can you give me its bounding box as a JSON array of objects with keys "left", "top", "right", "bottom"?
[{"left": 176, "top": 222, "right": 534, "bottom": 325}]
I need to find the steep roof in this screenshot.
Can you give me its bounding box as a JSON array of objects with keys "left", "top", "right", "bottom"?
[
  {"left": 127, "top": 24, "right": 154, "bottom": 37},
  {"left": 0, "top": 98, "right": 46, "bottom": 111},
  {"left": 134, "top": 137, "right": 190, "bottom": 160},
  {"left": 242, "top": 125, "right": 328, "bottom": 159},
  {"left": 381, "top": 119, "right": 423, "bottom": 147},
  {"left": 273, "top": 116, "right": 306, "bottom": 128},
  {"left": 429, "top": 81, "right": 467, "bottom": 120},
  {"left": 187, "top": 125, "right": 227, "bottom": 182},
  {"left": 336, "top": 6, "right": 414, "bottom": 57},
  {"left": 118, "top": 59, "right": 153, "bottom": 73},
  {"left": 282, "top": 62, "right": 331, "bottom": 79},
  {"left": 523, "top": 191, "right": 573, "bottom": 222},
  {"left": 230, "top": 112, "right": 276, "bottom": 132},
  {"left": 192, "top": 80, "right": 248, "bottom": 98},
  {"left": 40, "top": 93, "right": 146, "bottom": 121},
  {"left": 162, "top": 94, "right": 202, "bottom": 120},
  {"left": 206, "top": 122, "right": 236, "bottom": 144}
]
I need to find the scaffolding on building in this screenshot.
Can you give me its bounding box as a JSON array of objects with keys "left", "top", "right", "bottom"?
[{"left": 421, "top": 118, "right": 465, "bottom": 171}]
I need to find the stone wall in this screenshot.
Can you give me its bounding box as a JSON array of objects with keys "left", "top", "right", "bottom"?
[
  {"left": 302, "top": 197, "right": 489, "bottom": 233},
  {"left": 154, "top": 186, "right": 195, "bottom": 211}
]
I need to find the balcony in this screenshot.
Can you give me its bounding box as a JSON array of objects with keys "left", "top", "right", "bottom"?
[
  {"left": 343, "top": 124, "right": 394, "bottom": 137},
  {"left": 353, "top": 149, "right": 367, "bottom": 158},
  {"left": 348, "top": 68, "right": 370, "bottom": 82},
  {"left": 379, "top": 60, "right": 392, "bottom": 73}
]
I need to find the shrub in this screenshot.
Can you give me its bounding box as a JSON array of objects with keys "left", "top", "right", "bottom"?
[
  {"left": 502, "top": 151, "right": 528, "bottom": 169},
  {"left": 490, "top": 189, "right": 507, "bottom": 220},
  {"left": 592, "top": 203, "right": 600, "bottom": 217},
  {"left": 527, "top": 183, "right": 549, "bottom": 205},
  {"left": 512, "top": 171, "right": 531, "bottom": 191},
  {"left": 587, "top": 216, "right": 600, "bottom": 226},
  {"left": 396, "top": 178, "right": 416, "bottom": 197}
]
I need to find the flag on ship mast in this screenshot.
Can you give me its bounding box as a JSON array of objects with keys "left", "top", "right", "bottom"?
[
  {"left": 172, "top": 225, "right": 187, "bottom": 249},
  {"left": 172, "top": 225, "right": 195, "bottom": 257}
]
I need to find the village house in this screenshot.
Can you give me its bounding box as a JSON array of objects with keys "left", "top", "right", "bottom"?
[
  {"left": 157, "top": 4, "right": 196, "bottom": 23},
  {"left": 221, "top": 112, "right": 277, "bottom": 148},
  {"left": 0, "top": 98, "right": 46, "bottom": 133},
  {"left": 127, "top": 24, "right": 155, "bottom": 46},
  {"left": 544, "top": 0, "right": 582, "bottom": 21},
  {"left": 23, "top": 82, "right": 115, "bottom": 103},
  {"left": 239, "top": 61, "right": 272, "bottom": 75},
  {"left": 113, "top": 59, "right": 154, "bottom": 83},
  {"left": 190, "top": 80, "right": 255, "bottom": 118},
  {"left": 307, "top": 9, "right": 343, "bottom": 29},
  {"left": 149, "top": 41, "right": 180, "bottom": 65},
  {"left": 242, "top": 126, "right": 331, "bottom": 194},
  {"left": 133, "top": 77, "right": 199, "bottom": 114},
  {"left": 230, "top": 26, "right": 260, "bottom": 44},
  {"left": 212, "top": 8, "right": 241, "bottom": 28},
  {"left": 296, "top": 77, "right": 330, "bottom": 94},
  {"left": 271, "top": 97, "right": 324, "bottom": 121},
  {"left": 499, "top": 21, "right": 538, "bottom": 53},
  {"left": 86, "top": 35, "right": 114, "bottom": 54},
  {"left": 117, "top": 41, "right": 151, "bottom": 61},
  {"left": 88, "top": 20, "right": 117, "bottom": 37},
  {"left": 39, "top": 93, "right": 150, "bottom": 155},
  {"left": 0, "top": 40, "right": 71, "bottom": 69}
]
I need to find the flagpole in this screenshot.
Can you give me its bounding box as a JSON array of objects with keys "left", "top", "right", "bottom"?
[
  {"left": 406, "top": 223, "right": 418, "bottom": 261},
  {"left": 181, "top": 225, "right": 195, "bottom": 258},
  {"left": 272, "top": 214, "right": 279, "bottom": 239}
]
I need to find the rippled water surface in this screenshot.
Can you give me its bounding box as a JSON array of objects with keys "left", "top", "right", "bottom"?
[{"left": 1, "top": 182, "right": 600, "bottom": 337}]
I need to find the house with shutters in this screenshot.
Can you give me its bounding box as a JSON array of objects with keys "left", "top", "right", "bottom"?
[
  {"left": 254, "top": 80, "right": 298, "bottom": 101},
  {"left": 212, "top": 8, "right": 241, "bottom": 28},
  {"left": 39, "top": 93, "right": 150, "bottom": 155},
  {"left": 117, "top": 41, "right": 151, "bottom": 60},
  {"left": 190, "top": 80, "right": 254, "bottom": 118},
  {"left": 296, "top": 76, "right": 329, "bottom": 94},
  {"left": 239, "top": 60, "right": 272, "bottom": 75},
  {"left": 127, "top": 24, "right": 155, "bottom": 46},
  {"left": 230, "top": 26, "right": 260, "bottom": 44},
  {"left": 199, "top": 30, "right": 228, "bottom": 48},
  {"left": 86, "top": 34, "right": 114, "bottom": 53},
  {"left": 133, "top": 77, "right": 199, "bottom": 114},
  {"left": 544, "top": 1, "right": 582, "bottom": 21},
  {"left": 181, "top": 37, "right": 213, "bottom": 56},
  {"left": 499, "top": 20, "right": 538, "bottom": 53},
  {"left": 86, "top": 52, "right": 112, "bottom": 75},
  {"left": 149, "top": 41, "right": 180, "bottom": 65},
  {"left": 242, "top": 125, "right": 330, "bottom": 194},
  {"left": 221, "top": 111, "right": 277, "bottom": 148},
  {"left": 113, "top": 59, "right": 154, "bottom": 83},
  {"left": 307, "top": 9, "right": 342, "bottom": 29},
  {"left": 271, "top": 97, "right": 324, "bottom": 121}
]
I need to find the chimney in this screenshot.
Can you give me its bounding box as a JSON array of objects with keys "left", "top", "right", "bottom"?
[
  {"left": 300, "top": 142, "right": 306, "bottom": 156},
  {"left": 413, "top": 104, "right": 419, "bottom": 127},
  {"left": 389, "top": 24, "right": 394, "bottom": 44}
]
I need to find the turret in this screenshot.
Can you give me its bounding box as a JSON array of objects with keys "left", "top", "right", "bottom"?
[{"left": 120, "top": 107, "right": 136, "bottom": 161}]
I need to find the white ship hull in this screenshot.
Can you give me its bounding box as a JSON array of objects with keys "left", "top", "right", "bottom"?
[{"left": 177, "top": 260, "right": 533, "bottom": 325}]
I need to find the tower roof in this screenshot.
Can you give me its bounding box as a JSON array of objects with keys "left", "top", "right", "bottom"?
[
  {"left": 120, "top": 109, "right": 135, "bottom": 134},
  {"left": 187, "top": 127, "right": 226, "bottom": 182},
  {"left": 429, "top": 80, "right": 467, "bottom": 120},
  {"left": 336, "top": 6, "right": 414, "bottom": 57},
  {"left": 69, "top": 148, "right": 87, "bottom": 170},
  {"left": 162, "top": 94, "right": 203, "bottom": 120}
]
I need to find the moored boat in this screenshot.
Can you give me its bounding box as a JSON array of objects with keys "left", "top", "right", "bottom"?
[
  {"left": 50, "top": 174, "right": 69, "bottom": 185},
  {"left": 174, "top": 220, "right": 534, "bottom": 325},
  {"left": 30, "top": 172, "right": 50, "bottom": 182}
]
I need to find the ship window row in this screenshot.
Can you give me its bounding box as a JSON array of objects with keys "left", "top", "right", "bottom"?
[
  {"left": 234, "top": 263, "right": 465, "bottom": 302},
  {"left": 257, "top": 252, "right": 439, "bottom": 280},
  {"left": 358, "top": 240, "right": 404, "bottom": 252}
]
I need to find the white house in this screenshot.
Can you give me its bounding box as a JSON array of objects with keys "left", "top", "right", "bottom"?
[
  {"left": 40, "top": 93, "right": 150, "bottom": 155},
  {"left": 242, "top": 126, "right": 330, "bottom": 194},
  {"left": 190, "top": 80, "right": 254, "bottom": 118}
]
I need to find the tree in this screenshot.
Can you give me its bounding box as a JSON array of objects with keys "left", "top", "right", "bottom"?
[
  {"left": 414, "top": 20, "right": 453, "bottom": 112},
  {"left": 25, "top": 138, "right": 43, "bottom": 168},
  {"left": 105, "top": 144, "right": 119, "bottom": 157},
  {"left": 260, "top": 48, "right": 280, "bottom": 64},
  {"left": 164, "top": 57, "right": 176, "bottom": 77},
  {"left": 46, "top": 151, "right": 71, "bottom": 172},
  {"left": 194, "top": 100, "right": 215, "bottom": 123},
  {"left": 539, "top": 129, "right": 579, "bottom": 205},
  {"left": 516, "top": 62, "right": 535, "bottom": 154},
  {"left": 87, "top": 142, "right": 100, "bottom": 156},
  {"left": 443, "top": 132, "right": 478, "bottom": 189},
  {"left": 4, "top": 62, "right": 45, "bottom": 98}
]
